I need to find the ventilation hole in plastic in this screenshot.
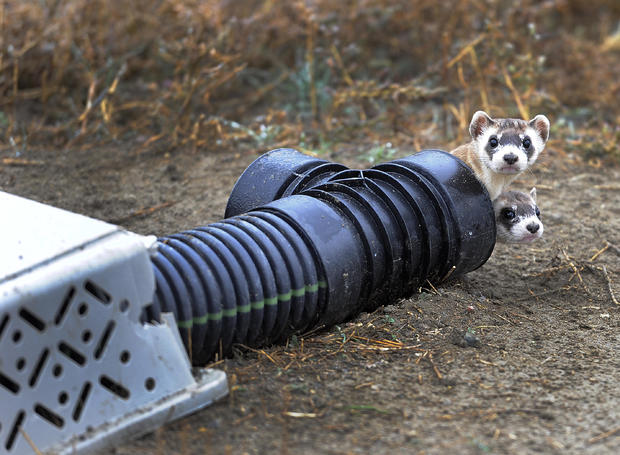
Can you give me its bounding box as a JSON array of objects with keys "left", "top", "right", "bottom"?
[
  {"left": 18, "top": 308, "right": 45, "bottom": 332},
  {"left": 54, "top": 286, "right": 76, "bottom": 325},
  {"left": 100, "top": 375, "right": 130, "bottom": 400},
  {"left": 28, "top": 348, "right": 49, "bottom": 388},
  {"left": 15, "top": 358, "right": 25, "bottom": 371},
  {"left": 58, "top": 342, "right": 86, "bottom": 366},
  {"left": 12, "top": 330, "right": 21, "bottom": 343},
  {"left": 81, "top": 330, "right": 92, "bottom": 343},
  {"left": 34, "top": 403, "right": 64, "bottom": 428},
  {"left": 0, "top": 314, "right": 9, "bottom": 341},
  {"left": 0, "top": 372, "right": 20, "bottom": 394},
  {"left": 120, "top": 351, "right": 130, "bottom": 364},
  {"left": 52, "top": 364, "right": 63, "bottom": 378},
  {"left": 5, "top": 410, "right": 24, "bottom": 450},
  {"left": 94, "top": 321, "right": 115, "bottom": 360},
  {"left": 73, "top": 382, "right": 91, "bottom": 422},
  {"left": 85, "top": 280, "right": 111, "bottom": 304},
  {"left": 58, "top": 391, "right": 69, "bottom": 405},
  {"left": 77, "top": 303, "right": 88, "bottom": 316},
  {"left": 119, "top": 299, "right": 129, "bottom": 312},
  {"left": 145, "top": 377, "right": 156, "bottom": 391}
]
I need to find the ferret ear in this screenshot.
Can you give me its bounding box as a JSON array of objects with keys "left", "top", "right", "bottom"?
[
  {"left": 469, "top": 111, "right": 495, "bottom": 139},
  {"left": 529, "top": 187, "right": 537, "bottom": 202},
  {"left": 529, "top": 114, "right": 550, "bottom": 143}
]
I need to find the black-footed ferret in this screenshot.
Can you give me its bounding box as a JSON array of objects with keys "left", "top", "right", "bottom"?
[
  {"left": 451, "top": 111, "right": 550, "bottom": 200},
  {"left": 493, "top": 188, "right": 543, "bottom": 243}
]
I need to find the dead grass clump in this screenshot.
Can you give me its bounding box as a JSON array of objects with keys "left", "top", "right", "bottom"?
[{"left": 0, "top": 0, "right": 618, "bottom": 160}]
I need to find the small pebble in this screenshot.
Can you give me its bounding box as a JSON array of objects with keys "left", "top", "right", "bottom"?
[
  {"left": 450, "top": 328, "right": 481, "bottom": 348},
  {"left": 463, "top": 330, "right": 481, "bottom": 347}
]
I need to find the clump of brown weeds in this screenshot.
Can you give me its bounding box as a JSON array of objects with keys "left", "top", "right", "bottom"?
[{"left": 0, "top": 0, "right": 618, "bottom": 160}]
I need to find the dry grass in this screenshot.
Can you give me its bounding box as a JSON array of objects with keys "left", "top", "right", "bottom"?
[{"left": 0, "top": 0, "right": 619, "bottom": 159}]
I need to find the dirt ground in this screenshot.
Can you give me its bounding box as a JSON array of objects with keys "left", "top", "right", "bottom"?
[{"left": 1, "top": 139, "right": 619, "bottom": 454}]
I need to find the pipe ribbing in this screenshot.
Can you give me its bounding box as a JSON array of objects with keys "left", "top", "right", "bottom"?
[{"left": 147, "top": 149, "right": 496, "bottom": 362}]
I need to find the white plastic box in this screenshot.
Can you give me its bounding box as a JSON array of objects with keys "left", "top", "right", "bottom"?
[{"left": 0, "top": 191, "right": 227, "bottom": 454}]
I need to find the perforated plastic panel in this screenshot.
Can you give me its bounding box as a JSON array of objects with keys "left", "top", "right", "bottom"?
[{"left": 0, "top": 192, "right": 227, "bottom": 454}]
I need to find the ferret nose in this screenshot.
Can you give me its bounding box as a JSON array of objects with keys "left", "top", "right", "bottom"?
[
  {"left": 503, "top": 153, "right": 518, "bottom": 165},
  {"left": 526, "top": 222, "right": 539, "bottom": 233}
]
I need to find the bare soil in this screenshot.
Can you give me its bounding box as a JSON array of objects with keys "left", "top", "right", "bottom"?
[{"left": 1, "top": 142, "right": 619, "bottom": 454}]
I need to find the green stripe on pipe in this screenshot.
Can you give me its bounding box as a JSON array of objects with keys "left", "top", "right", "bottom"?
[
  {"left": 292, "top": 287, "right": 306, "bottom": 297},
  {"left": 237, "top": 303, "right": 251, "bottom": 313},
  {"left": 177, "top": 310, "right": 225, "bottom": 328},
  {"left": 176, "top": 280, "right": 323, "bottom": 328}
]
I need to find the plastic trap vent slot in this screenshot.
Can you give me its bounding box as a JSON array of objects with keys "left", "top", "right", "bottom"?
[{"left": 0, "top": 192, "right": 227, "bottom": 455}]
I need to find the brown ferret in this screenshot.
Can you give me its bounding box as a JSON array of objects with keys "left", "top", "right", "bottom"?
[{"left": 451, "top": 111, "right": 550, "bottom": 200}]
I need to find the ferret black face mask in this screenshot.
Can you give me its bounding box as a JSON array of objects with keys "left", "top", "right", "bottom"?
[
  {"left": 470, "top": 111, "right": 550, "bottom": 177},
  {"left": 451, "top": 111, "right": 550, "bottom": 201},
  {"left": 493, "top": 188, "right": 544, "bottom": 243}
]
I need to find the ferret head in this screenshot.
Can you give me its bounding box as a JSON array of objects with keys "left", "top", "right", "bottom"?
[
  {"left": 469, "top": 111, "right": 550, "bottom": 175},
  {"left": 493, "top": 188, "right": 543, "bottom": 243}
]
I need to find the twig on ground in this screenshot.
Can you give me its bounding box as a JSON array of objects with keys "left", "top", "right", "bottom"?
[
  {"left": 524, "top": 264, "right": 571, "bottom": 278},
  {"left": 1, "top": 157, "right": 44, "bottom": 166},
  {"left": 354, "top": 381, "right": 374, "bottom": 390},
  {"left": 593, "top": 184, "right": 620, "bottom": 190},
  {"left": 509, "top": 311, "right": 535, "bottom": 322},
  {"left": 427, "top": 352, "right": 443, "bottom": 380},
  {"left": 283, "top": 411, "right": 317, "bottom": 418},
  {"left": 299, "top": 324, "right": 326, "bottom": 339},
  {"left": 588, "top": 425, "right": 620, "bottom": 444},
  {"left": 494, "top": 313, "right": 518, "bottom": 325},
  {"left": 441, "top": 265, "right": 457, "bottom": 282},
  {"left": 236, "top": 345, "right": 281, "bottom": 366},
  {"left": 589, "top": 244, "right": 609, "bottom": 262},
  {"left": 415, "top": 350, "right": 428, "bottom": 365},
  {"left": 601, "top": 266, "right": 619, "bottom": 305},
  {"left": 425, "top": 280, "right": 440, "bottom": 294},
  {"left": 561, "top": 249, "right": 591, "bottom": 295}
]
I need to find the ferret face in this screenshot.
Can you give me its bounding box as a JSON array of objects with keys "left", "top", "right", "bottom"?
[
  {"left": 493, "top": 188, "right": 543, "bottom": 243},
  {"left": 470, "top": 111, "right": 550, "bottom": 176}
]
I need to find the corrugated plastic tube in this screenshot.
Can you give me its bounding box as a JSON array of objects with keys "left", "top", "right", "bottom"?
[{"left": 145, "top": 149, "right": 496, "bottom": 363}]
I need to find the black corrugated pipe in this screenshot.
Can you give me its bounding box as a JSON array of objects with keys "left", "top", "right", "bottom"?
[{"left": 146, "top": 149, "right": 496, "bottom": 363}]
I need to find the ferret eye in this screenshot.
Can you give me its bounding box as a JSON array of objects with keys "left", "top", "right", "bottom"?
[
  {"left": 523, "top": 137, "right": 531, "bottom": 149},
  {"left": 489, "top": 136, "right": 499, "bottom": 148},
  {"left": 502, "top": 208, "right": 516, "bottom": 220},
  {"left": 535, "top": 207, "right": 541, "bottom": 218}
]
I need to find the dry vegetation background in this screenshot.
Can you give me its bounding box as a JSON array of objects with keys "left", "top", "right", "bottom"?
[{"left": 0, "top": 0, "right": 619, "bottom": 162}]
